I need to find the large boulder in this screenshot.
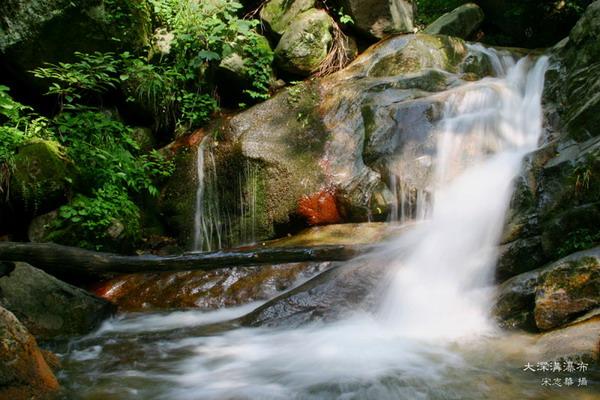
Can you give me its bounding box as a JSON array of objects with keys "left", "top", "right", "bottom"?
[
  {"left": 494, "top": 247, "right": 600, "bottom": 331},
  {"left": 274, "top": 9, "right": 334, "bottom": 75},
  {"left": 0, "top": 306, "right": 59, "bottom": 399},
  {"left": 424, "top": 3, "right": 484, "bottom": 39},
  {"left": 260, "top": 0, "right": 315, "bottom": 37},
  {"left": 0, "top": 262, "right": 115, "bottom": 340},
  {"left": 162, "top": 34, "right": 505, "bottom": 248},
  {"left": 9, "top": 140, "right": 74, "bottom": 217},
  {"left": 340, "top": 0, "right": 415, "bottom": 39}
]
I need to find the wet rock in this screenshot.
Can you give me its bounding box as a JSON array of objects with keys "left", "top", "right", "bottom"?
[
  {"left": 424, "top": 3, "right": 484, "bottom": 39},
  {"left": 240, "top": 259, "right": 382, "bottom": 327},
  {"left": 494, "top": 247, "right": 600, "bottom": 332},
  {"left": 340, "top": 0, "right": 415, "bottom": 39},
  {"left": 297, "top": 188, "right": 342, "bottom": 225},
  {"left": 527, "top": 310, "right": 600, "bottom": 363},
  {"left": 260, "top": 0, "right": 315, "bottom": 38},
  {"left": 534, "top": 251, "right": 599, "bottom": 330},
  {"left": 95, "top": 262, "right": 331, "bottom": 312},
  {"left": 0, "top": 306, "right": 59, "bottom": 399},
  {"left": 274, "top": 9, "right": 334, "bottom": 75},
  {"left": 0, "top": 262, "right": 115, "bottom": 340},
  {"left": 9, "top": 140, "right": 74, "bottom": 217}
]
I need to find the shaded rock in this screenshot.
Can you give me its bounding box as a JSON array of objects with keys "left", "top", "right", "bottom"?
[
  {"left": 0, "top": 306, "right": 59, "bottom": 399},
  {"left": 494, "top": 247, "right": 600, "bottom": 332},
  {"left": 340, "top": 0, "right": 415, "bottom": 39},
  {"left": 0, "top": 262, "right": 115, "bottom": 340},
  {"left": 9, "top": 140, "right": 74, "bottom": 217},
  {"left": 424, "top": 3, "right": 484, "bottom": 39},
  {"left": 27, "top": 210, "right": 58, "bottom": 243},
  {"left": 274, "top": 9, "right": 334, "bottom": 75},
  {"left": 260, "top": 0, "right": 315, "bottom": 37},
  {"left": 496, "top": 236, "right": 546, "bottom": 282},
  {"left": 0, "top": 0, "right": 151, "bottom": 93},
  {"left": 130, "top": 126, "right": 156, "bottom": 153},
  {"left": 94, "top": 262, "right": 331, "bottom": 312}
]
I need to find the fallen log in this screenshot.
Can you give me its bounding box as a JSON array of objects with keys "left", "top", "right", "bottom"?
[{"left": 0, "top": 242, "right": 372, "bottom": 277}]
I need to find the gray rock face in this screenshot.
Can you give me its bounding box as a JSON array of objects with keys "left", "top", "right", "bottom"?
[
  {"left": 494, "top": 247, "right": 600, "bottom": 332},
  {"left": 0, "top": 262, "right": 115, "bottom": 340},
  {"left": 424, "top": 3, "right": 484, "bottom": 39},
  {"left": 341, "top": 0, "right": 415, "bottom": 39}
]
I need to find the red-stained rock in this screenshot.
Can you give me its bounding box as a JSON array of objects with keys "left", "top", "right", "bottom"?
[
  {"left": 0, "top": 306, "right": 59, "bottom": 399},
  {"left": 297, "top": 188, "right": 342, "bottom": 226}
]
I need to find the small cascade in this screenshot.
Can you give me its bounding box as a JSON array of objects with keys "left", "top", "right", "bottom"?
[
  {"left": 193, "top": 138, "right": 261, "bottom": 251},
  {"left": 387, "top": 175, "right": 430, "bottom": 223}
]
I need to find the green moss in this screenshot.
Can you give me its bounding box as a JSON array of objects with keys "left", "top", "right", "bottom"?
[{"left": 10, "top": 140, "right": 73, "bottom": 215}]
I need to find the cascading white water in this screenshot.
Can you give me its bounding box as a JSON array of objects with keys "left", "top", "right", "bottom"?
[
  {"left": 192, "top": 136, "right": 210, "bottom": 251},
  {"left": 379, "top": 52, "right": 550, "bottom": 338},
  {"left": 61, "top": 52, "right": 557, "bottom": 399}
]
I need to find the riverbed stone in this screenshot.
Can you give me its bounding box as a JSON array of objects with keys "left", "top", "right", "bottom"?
[
  {"left": 0, "top": 262, "right": 116, "bottom": 340},
  {"left": 0, "top": 306, "right": 59, "bottom": 399}
]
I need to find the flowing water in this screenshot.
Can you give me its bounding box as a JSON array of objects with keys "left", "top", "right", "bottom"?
[{"left": 56, "top": 53, "right": 598, "bottom": 399}]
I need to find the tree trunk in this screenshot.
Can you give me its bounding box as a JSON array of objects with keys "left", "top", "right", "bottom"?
[{"left": 0, "top": 242, "right": 370, "bottom": 278}]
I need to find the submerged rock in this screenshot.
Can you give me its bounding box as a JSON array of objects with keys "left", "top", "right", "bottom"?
[
  {"left": 274, "top": 9, "right": 334, "bottom": 75},
  {"left": 340, "top": 0, "right": 415, "bottom": 39},
  {"left": 424, "top": 3, "right": 484, "bottom": 39},
  {"left": 95, "top": 262, "right": 331, "bottom": 312},
  {"left": 0, "top": 262, "right": 115, "bottom": 340},
  {"left": 0, "top": 306, "right": 59, "bottom": 399}
]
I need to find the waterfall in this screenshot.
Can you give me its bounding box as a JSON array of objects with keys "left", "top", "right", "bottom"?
[
  {"left": 192, "top": 136, "right": 209, "bottom": 252},
  {"left": 193, "top": 138, "right": 260, "bottom": 251},
  {"left": 62, "top": 51, "right": 554, "bottom": 399},
  {"left": 380, "top": 53, "right": 550, "bottom": 338}
]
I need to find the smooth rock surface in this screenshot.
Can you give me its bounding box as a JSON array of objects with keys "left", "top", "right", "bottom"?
[
  {"left": 424, "top": 3, "right": 484, "bottom": 39},
  {"left": 341, "top": 0, "right": 415, "bottom": 39},
  {"left": 0, "top": 262, "right": 115, "bottom": 340}
]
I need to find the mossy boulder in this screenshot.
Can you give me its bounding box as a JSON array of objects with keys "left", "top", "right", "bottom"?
[
  {"left": 340, "top": 0, "right": 415, "bottom": 39},
  {"left": 9, "top": 140, "right": 74, "bottom": 217},
  {"left": 0, "top": 262, "right": 116, "bottom": 340},
  {"left": 424, "top": 3, "right": 484, "bottom": 39},
  {"left": 0, "top": 306, "right": 59, "bottom": 400},
  {"left": 494, "top": 247, "right": 600, "bottom": 332},
  {"left": 260, "top": 0, "right": 315, "bottom": 37},
  {"left": 274, "top": 8, "right": 334, "bottom": 76}
]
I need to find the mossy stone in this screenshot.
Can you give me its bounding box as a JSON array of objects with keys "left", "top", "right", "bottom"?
[{"left": 260, "top": 0, "right": 315, "bottom": 37}]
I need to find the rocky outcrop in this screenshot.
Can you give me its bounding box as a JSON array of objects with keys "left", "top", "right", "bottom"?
[
  {"left": 494, "top": 247, "right": 599, "bottom": 331},
  {"left": 499, "top": 1, "right": 600, "bottom": 282},
  {"left": 274, "top": 9, "right": 334, "bottom": 75},
  {"left": 0, "top": 262, "right": 115, "bottom": 340},
  {"left": 0, "top": 0, "right": 151, "bottom": 92},
  {"left": 9, "top": 140, "right": 74, "bottom": 218},
  {"left": 424, "top": 3, "right": 484, "bottom": 39},
  {"left": 0, "top": 306, "right": 59, "bottom": 399},
  {"left": 341, "top": 0, "right": 415, "bottom": 39}
]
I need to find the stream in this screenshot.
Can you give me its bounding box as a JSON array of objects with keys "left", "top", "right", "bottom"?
[{"left": 53, "top": 51, "right": 598, "bottom": 399}]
